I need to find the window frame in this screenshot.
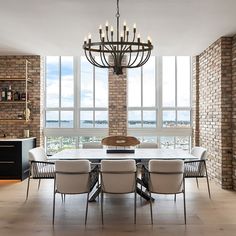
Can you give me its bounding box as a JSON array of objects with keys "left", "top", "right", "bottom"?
[{"left": 44, "top": 56, "right": 192, "bottom": 153}]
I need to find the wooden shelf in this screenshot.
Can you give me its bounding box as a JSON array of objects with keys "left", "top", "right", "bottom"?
[
  {"left": 0, "top": 119, "right": 31, "bottom": 124},
  {"left": 0, "top": 78, "right": 32, "bottom": 83},
  {"left": 0, "top": 101, "right": 31, "bottom": 104}
]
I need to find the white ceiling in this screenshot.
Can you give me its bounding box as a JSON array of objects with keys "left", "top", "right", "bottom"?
[{"left": 0, "top": 0, "right": 236, "bottom": 56}]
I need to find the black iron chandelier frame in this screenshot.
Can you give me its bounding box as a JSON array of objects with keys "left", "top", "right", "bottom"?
[{"left": 83, "top": 0, "right": 153, "bottom": 75}]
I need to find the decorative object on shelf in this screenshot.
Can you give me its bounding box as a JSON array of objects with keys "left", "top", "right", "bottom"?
[
  {"left": 13, "top": 91, "right": 20, "bottom": 101},
  {"left": 23, "top": 108, "right": 31, "bottom": 121},
  {"left": 17, "top": 114, "right": 23, "bottom": 120},
  {"left": 23, "top": 129, "right": 30, "bottom": 138},
  {"left": 1, "top": 87, "right": 7, "bottom": 101},
  {"left": 7, "top": 85, "right": 12, "bottom": 101},
  {"left": 83, "top": 0, "right": 153, "bottom": 75}
]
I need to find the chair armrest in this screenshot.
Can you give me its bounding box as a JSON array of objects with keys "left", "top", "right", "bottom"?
[
  {"left": 184, "top": 159, "right": 205, "bottom": 164},
  {"left": 30, "top": 160, "right": 55, "bottom": 165}
]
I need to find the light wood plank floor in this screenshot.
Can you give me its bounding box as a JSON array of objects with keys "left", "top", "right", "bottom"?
[{"left": 0, "top": 178, "right": 236, "bottom": 236}]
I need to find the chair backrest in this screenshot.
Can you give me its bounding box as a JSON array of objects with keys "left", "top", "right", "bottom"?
[
  {"left": 55, "top": 160, "right": 91, "bottom": 194},
  {"left": 138, "top": 142, "right": 158, "bottom": 148},
  {"left": 82, "top": 142, "right": 103, "bottom": 149},
  {"left": 101, "top": 136, "right": 140, "bottom": 147},
  {"left": 28, "top": 147, "right": 47, "bottom": 162},
  {"left": 149, "top": 160, "right": 184, "bottom": 194},
  {"left": 101, "top": 160, "right": 136, "bottom": 193},
  {"left": 191, "top": 147, "right": 207, "bottom": 159}
]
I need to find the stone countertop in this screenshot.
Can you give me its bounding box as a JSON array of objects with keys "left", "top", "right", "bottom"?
[{"left": 0, "top": 137, "right": 36, "bottom": 141}]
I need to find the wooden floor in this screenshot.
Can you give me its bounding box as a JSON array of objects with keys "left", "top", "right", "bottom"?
[{"left": 0, "top": 178, "right": 236, "bottom": 236}]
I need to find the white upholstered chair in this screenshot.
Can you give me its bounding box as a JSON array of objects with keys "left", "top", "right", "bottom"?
[
  {"left": 26, "top": 147, "right": 55, "bottom": 200},
  {"left": 148, "top": 160, "right": 186, "bottom": 224},
  {"left": 53, "top": 160, "right": 92, "bottom": 224},
  {"left": 184, "top": 147, "right": 211, "bottom": 198},
  {"left": 100, "top": 160, "right": 137, "bottom": 224}
]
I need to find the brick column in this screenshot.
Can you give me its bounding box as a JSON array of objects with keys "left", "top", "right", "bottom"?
[
  {"left": 192, "top": 56, "right": 199, "bottom": 147},
  {"left": 195, "top": 37, "right": 233, "bottom": 189},
  {"left": 108, "top": 57, "right": 127, "bottom": 136},
  {"left": 232, "top": 35, "right": 236, "bottom": 190}
]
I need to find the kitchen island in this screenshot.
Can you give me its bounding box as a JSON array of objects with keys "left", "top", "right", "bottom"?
[{"left": 0, "top": 137, "right": 36, "bottom": 180}]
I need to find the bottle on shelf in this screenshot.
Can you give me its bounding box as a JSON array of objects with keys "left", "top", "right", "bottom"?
[
  {"left": 7, "top": 85, "right": 13, "bottom": 101},
  {"left": 13, "top": 91, "right": 20, "bottom": 101},
  {"left": 21, "top": 91, "right": 26, "bottom": 101},
  {"left": 1, "top": 87, "right": 6, "bottom": 101}
]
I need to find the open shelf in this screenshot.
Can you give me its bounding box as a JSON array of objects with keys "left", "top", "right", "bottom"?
[
  {"left": 0, "top": 78, "right": 32, "bottom": 83},
  {"left": 0, "top": 101, "right": 31, "bottom": 104},
  {"left": 0, "top": 119, "right": 31, "bottom": 124}
]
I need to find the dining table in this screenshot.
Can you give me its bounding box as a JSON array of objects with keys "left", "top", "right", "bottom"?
[
  {"left": 50, "top": 148, "right": 196, "bottom": 161},
  {"left": 50, "top": 148, "right": 197, "bottom": 201}
]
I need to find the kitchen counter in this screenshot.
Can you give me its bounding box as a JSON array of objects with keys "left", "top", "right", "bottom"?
[{"left": 0, "top": 137, "right": 36, "bottom": 141}]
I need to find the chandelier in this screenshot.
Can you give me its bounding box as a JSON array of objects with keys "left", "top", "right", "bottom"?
[{"left": 83, "top": 0, "right": 153, "bottom": 75}]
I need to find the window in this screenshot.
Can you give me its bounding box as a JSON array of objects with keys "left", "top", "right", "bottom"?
[
  {"left": 80, "top": 57, "right": 108, "bottom": 128},
  {"left": 128, "top": 56, "right": 156, "bottom": 128},
  {"left": 44, "top": 56, "right": 191, "bottom": 154},
  {"left": 45, "top": 56, "right": 74, "bottom": 128},
  {"left": 162, "top": 56, "right": 191, "bottom": 128},
  {"left": 127, "top": 56, "right": 192, "bottom": 151}
]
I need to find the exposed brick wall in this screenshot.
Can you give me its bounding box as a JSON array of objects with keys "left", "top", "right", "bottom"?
[
  {"left": 192, "top": 56, "right": 199, "bottom": 147},
  {"left": 193, "top": 37, "right": 233, "bottom": 189},
  {"left": 108, "top": 63, "right": 127, "bottom": 136},
  {"left": 0, "top": 55, "right": 43, "bottom": 147},
  {"left": 232, "top": 35, "right": 236, "bottom": 190}
]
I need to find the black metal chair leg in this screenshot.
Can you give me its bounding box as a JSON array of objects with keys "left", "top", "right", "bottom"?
[
  {"left": 196, "top": 177, "right": 199, "bottom": 188},
  {"left": 134, "top": 191, "right": 137, "bottom": 224},
  {"left": 101, "top": 191, "right": 104, "bottom": 225},
  {"left": 183, "top": 191, "right": 186, "bottom": 225},
  {"left": 38, "top": 179, "right": 41, "bottom": 190},
  {"left": 204, "top": 161, "right": 211, "bottom": 199},
  {"left": 26, "top": 176, "right": 31, "bottom": 200},
  {"left": 85, "top": 192, "right": 89, "bottom": 225},
  {"left": 52, "top": 182, "right": 56, "bottom": 224}
]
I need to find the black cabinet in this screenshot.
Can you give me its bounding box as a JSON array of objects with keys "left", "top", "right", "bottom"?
[{"left": 0, "top": 138, "right": 36, "bottom": 180}]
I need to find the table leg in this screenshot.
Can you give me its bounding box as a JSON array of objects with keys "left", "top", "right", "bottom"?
[
  {"left": 89, "top": 185, "right": 101, "bottom": 202},
  {"left": 136, "top": 187, "right": 155, "bottom": 201},
  {"left": 89, "top": 185, "right": 154, "bottom": 202}
]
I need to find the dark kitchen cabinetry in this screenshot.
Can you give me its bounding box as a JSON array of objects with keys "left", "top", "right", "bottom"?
[{"left": 0, "top": 137, "right": 36, "bottom": 180}]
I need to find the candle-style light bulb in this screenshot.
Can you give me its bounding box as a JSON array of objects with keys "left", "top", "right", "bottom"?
[
  {"left": 133, "top": 23, "right": 136, "bottom": 33},
  {"left": 111, "top": 26, "right": 114, "bottom": 32},
  {"left": 84, "top": 37, "right": 87, "bottom": 44},
  {"left": 99, "top": 25, "right": 102, "bottom": 34},
  {"left": 123, "top": 21, "right": 127, "bottom": 31},
  {"left": 147, "top": 36, "right": 152, "bottom": 43},
  {"left": 88, "top": 33, "right": 91, "bottom": 39},
  {"left": 137, "top": 33, "right": 140, "bottom": 42},
  {"left": 105, "top": 21, "right": 109, "bottom": 31}
]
